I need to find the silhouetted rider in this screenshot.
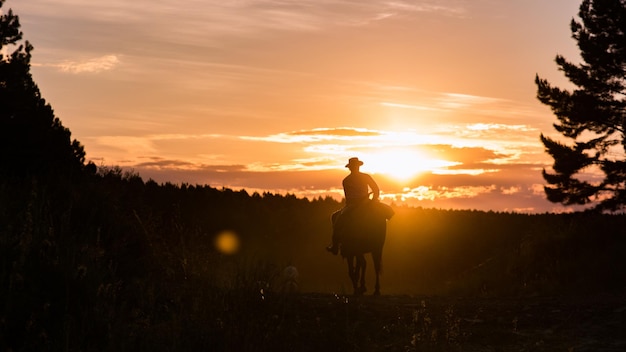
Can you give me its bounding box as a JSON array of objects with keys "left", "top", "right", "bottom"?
[{"left": 326, "top": 157, "right": 380, "bottom": 255}]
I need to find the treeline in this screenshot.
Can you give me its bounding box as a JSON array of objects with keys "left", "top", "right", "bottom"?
[
  {"left": 2, "top": 167, "right": 625, "bottom": 350},
  {"left": 385, "top": 207, "right": 626, "bottom": 295},
  {"left": 0, "top": 167, "right": 339, "bottom": 351}
]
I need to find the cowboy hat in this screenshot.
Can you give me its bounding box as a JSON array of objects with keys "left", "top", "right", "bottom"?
[{"left": 345, "top": 157, "right": 364, "bottom": 168}]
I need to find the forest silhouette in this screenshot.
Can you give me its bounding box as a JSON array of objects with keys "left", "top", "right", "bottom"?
[
  {"left": 2, "top": 166, "right": 626, "bottom": 350},
  {"left": 2, "top": 0, "right": 626, "bottom": 350}
]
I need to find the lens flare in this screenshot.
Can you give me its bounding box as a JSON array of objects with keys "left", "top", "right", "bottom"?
[{"left": 215, "top": 231, "right": 240, "bottom": 255}]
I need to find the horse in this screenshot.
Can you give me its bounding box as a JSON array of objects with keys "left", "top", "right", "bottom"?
[{"left": 332, "top": 201, "right": 394, "bottom": 296}]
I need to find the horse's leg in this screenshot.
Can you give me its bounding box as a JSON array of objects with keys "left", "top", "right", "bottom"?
[
  {"left": 356, "top": 254, "right": 367, "bottom": 295},
  {"left": 346, "top": 255, "right": 358, "bottom": 294},
  {"left": 371, "top": 249, "right": 382, "bottom": 296}
]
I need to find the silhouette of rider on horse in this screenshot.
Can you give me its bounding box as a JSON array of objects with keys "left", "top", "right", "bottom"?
[{"left": 326, "top": 157, "right": 381, "bottom": 255}]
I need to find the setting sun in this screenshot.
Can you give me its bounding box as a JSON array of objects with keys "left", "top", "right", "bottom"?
[{"left": 364, "top": 149, "right": 459, "bottom": 182}]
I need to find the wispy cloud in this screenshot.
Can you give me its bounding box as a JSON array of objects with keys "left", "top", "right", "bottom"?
[
  {"left": 135, "top": 157, "right": 246, "bottom": 172},
  {"left": 243, "top": 127, "right": 385, "bottom": 143},
  {"left": 33, "top": 54, "right": 121, "bottom": 74},
  {"left": 385, "top": 1, "right": 468, "bottom": 17},
  {"left": 58, "top": 55, "right": 120, "bottom": 74},
  {"left": 14, "top": 0, "right": 468, "bottom": 40},
  {"left": 380, "top": 102, "right": 443, "bottom": 111},
  {"left": 89, "top": 133, "right": 227, "bottom": 160},
  {"left": 466, "top": 123, "right": 533, "bottom": 132},
  {"left": 381, "top": 91, "right": 544, "bottom": 121}
]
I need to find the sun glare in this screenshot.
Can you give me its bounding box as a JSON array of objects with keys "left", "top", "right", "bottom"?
[{"left": 364, "top": 149, "right": 457, "bottom": 181}]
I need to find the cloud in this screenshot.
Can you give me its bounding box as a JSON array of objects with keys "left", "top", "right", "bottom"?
[
  {"left": 14, "top": 0, "right": 468, "bottom": 42},
  {"left": 385, "top": 184, "right": 498, "bottom": 202},
  {"left": 290, "top": 127, "right": 383, "bottom": 137},
  {"left": 87, "top": 133, "right": 228, "bottom": 164},
  {"left": 135, "top": 158, "right": 247, "bottom": 172},
  {"left": 427, "top": 145, "right": 508, "bottom": 163},
  {"left": 243, "top": 128, "right": 446, "bottom": 148},
  {"left": 244, "top": 127, "right": 386, "bottom": 143},
  {"left": 380, "top": 90, "right": 547, "bottom": 126},
  {"left": 466, "top": 123, "right": 534, "bottom": 132},
  {"left": 55, "top": 54, "right": 120, "bottom": 74},
  {"left": 119, "top": 153, "right": 559, "bottom": 212},
  {"left": 237, "top": 127, "right": 539, "bottom": 180},
  {"left": 132, "top": 162, "right": 345, "bottom": 190},
  {"left": 380, "top": 102, "right": 444, "bottom": 111},
  {"left": 91, "top": 135, "right": 156, "bottom": 154},
  {"left": 501, "top": 186, "right": 522, "bottom": 195},
  {"left": 88, "top": 126, "right": 541, "bottom": 189},
  {"left": 148, "top": 133, "right": 224, "bottom": 141},
  {"left": 530, "top": 183, "right": 546, "bottom": 196},
  {"left": 386, "top": 1, "right": 467, "bottom": 17}
]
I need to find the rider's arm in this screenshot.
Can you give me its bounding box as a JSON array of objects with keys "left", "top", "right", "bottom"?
[{"left": 368, "top": 174, "right": 380, "bottom": 200}]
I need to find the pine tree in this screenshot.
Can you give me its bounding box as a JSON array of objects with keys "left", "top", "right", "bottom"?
[
  {"left": 536, "top": 0, "right": 626, "bottom": 212},
  {"left": 0, "top": 0, "right": 86, "bottom": 179}
]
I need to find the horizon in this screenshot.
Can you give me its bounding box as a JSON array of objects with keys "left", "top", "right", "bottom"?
[{"left": 7, "top": 0, "right": 587, "bottom": 213}]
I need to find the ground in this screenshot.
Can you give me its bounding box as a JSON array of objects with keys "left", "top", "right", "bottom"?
[{"left": 234, "top": 291, "right": 626, "bottom": 352}]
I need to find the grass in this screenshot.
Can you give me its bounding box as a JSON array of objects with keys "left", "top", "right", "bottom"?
[{"left": 2, "top": 176, "right": 626, "bottom": 351}]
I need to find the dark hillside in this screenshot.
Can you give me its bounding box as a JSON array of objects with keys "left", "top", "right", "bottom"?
[{"left": 2, "top": 169, "right": 626, "bottom": 350}]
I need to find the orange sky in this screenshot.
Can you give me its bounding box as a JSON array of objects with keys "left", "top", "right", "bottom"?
[{"left": 8, "top": 0, "right": 586, "bottom": 213}]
